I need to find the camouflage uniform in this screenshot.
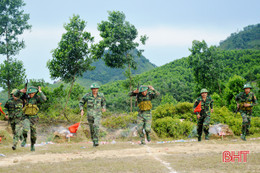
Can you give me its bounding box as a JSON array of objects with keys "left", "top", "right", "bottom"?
[
  {"left": 4, "top": 90, "right": 24, "bottom": 149},
  {"left": 193, "top": 91, "right": 213, "bottom": 141},
  {"left": 235, "top": 84, "right": 258, "bottom": 141},
  {"left": 129, "top": 86, "right": 159, "bottom": 144},
  {"left": 79, "top": 85, "right": 106, "bottom": 146},
  {"left": 19, "top": 87, "right": 47, "bottom": 151}
]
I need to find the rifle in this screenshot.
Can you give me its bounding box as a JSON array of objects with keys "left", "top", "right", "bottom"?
[{"left": 135, "top": 82, "right": 140, "bottom": 107}]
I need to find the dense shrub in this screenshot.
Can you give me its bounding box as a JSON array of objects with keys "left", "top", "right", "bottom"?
[
  {"left": 101, "top": 112, "right": 138, "bottom": 129},
  {"left": 152, "top": 117, "right": 194, "bottom": 138},
  {"left": 152, "top": 102, "right": 195, "bottom": 123}
]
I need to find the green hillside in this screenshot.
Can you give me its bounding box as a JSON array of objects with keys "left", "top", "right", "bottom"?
[
  {"left": 76, "top": 52, "right": 156, "bottom": 88},
  {"left": 219, "top": 24, "right": 260, "bottom": 50},
  {"left": 100, "top": 49, "right": 260, "bottom": 112}
]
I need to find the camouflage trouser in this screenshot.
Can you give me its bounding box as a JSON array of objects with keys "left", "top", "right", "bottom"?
[
  {"left": 197, "top": 114, "right": 210, "bottom": 137},
  {"left": 240, "top": 111, "right": 251, "bottom": 136},
  {"left": 137, "top": 110, "right": 152, "bottom": 142},
  {"left": 22, "top": 115, "right": 39, "bottom": 146},
  {"left": 8, "top": 118, "right": 16, "bottom": 138},
  {"left": 87, "top": 112, "right": 101, "bottom": 144},
  {"left": 9, "top": 117, "right": 24, "bottom": 146}
]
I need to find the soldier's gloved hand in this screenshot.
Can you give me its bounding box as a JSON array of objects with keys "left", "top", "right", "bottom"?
[
  {"left": 197, "top": 114, "right": 200, "bottom": 119},
  {"left": 102, "top": 108, "right": 106, "bottom": 113},
  {"left": 81, "top": 110, "right": 84, "bottom": 116}
]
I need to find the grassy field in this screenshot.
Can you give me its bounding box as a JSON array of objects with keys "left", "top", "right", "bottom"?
[{"left": 0, "top": 138, "right": 259, "bottom": 173}]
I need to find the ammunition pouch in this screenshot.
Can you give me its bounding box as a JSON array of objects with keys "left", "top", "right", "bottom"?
[
  {"left": 23, "top": 103, "right": 39, "bottom": 116},
  {"left": 138, "top": 101, "right": 152, "bottom": 111},
  {"left": 240, "top": 102, "right": 253, "bottom": 111}
]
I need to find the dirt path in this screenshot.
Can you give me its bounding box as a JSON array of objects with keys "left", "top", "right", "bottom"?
[{"left": 1, "top": 140, "right": 259, "bottom": 168}]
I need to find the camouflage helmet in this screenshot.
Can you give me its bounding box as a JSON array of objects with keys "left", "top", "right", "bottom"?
[
  {"left": 27, "top": 86, "right": 38, "bottom": 94},
  {"left": 11, "top": 89, "right": 19, "bottom": 97},
  {"left": 200, "top": 88, "right": 208, "bottom": 94},
  {"left": 90, "top": 83, "right": 100, "bottom": 89},
  {"left": 139, "top": 85, "right": 148, "bottom": 93},
  {"left": 243, "top": 83, "right": 252, "bottom": 89}
]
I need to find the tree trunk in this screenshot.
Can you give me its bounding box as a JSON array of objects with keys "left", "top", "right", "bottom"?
[
  {"left": 129, "top": 63, "right": 132, "bottom": 112},
  {"left": 6, "top": 31, "right": 11, "bottom": 98},
  {"left": 61, "top": 75, "right": 76, "bottom": 121}
]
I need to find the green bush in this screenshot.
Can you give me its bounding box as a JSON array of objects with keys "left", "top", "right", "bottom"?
[
  {"left": 101, "top": 112, "right": 138, "bottom": 129},
  {"left": 152, "top": 102, "right": 194, "bottom": 122},
  {"left": 152, "top": 117, "right": 194, "bottom": 138},
  {"left": 251, "top": 117, "right": 260, "bottom": 135}
]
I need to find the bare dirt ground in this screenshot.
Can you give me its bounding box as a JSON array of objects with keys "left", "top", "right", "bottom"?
[
  {"left": 0, "top": 138, "right": 260, "bottom": 173},
  {"left": 0, "top": 120, "right": 260, "bottom": 173}
]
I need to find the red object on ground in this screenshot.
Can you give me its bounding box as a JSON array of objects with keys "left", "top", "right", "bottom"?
[
  {"left": 68, "top": 123, "right": 80, "bottom": 133},
  {"left": 0, "top": 103, "right": 5, "bottom": 115},
  {"left": 0, "top": 137, "right": 2, "bottom": 143},
  {"left": 194, "top": 101, "right": 202, "bottom": 113}
]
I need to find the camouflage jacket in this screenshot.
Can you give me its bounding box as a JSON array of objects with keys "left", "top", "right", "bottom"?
[
  {"left": 128, "top": 89, "right": 160, "bottom": 103},
  {"left": 193, "top": 96, "right": 213, "bottom": 116},
  {"left": 79, "top": 92, "right": 106, "bottom": 111},
  {"left": 4, "top": 97, "right": 24, "bottom": 118},
  {"left": 235, "top": 92, "right": 258, "bottom": 110}
]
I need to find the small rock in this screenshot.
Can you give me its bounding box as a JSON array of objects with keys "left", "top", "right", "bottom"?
[{"left": 13, "top": 159, "right": 19, "bottom": 163}]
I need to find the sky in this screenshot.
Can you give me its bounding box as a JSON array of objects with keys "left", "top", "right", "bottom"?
[{"left": 1, "top": 0, "right": 260, "bottom": 84}]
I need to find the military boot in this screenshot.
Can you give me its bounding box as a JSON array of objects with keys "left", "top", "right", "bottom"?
[
  {"left": 146, "top": 133, "right": 151, "bottom": 142},
  {"left": 198, "top": 136, "right": 201, "bottom": 142},
  {"left": 21, "top": 140, "right": 26, "bottom": 147},
  {"left": 205, "top": 134, "right": 209, "bottom": 140},
  {"left": 31, "top": 145, "right": 35, "bottom": 151},
  {"left": 241, "top": 135, "right": 246, "bottom": 141},
  {"left": 12, "top": 145, "right": 16, "bottom": 150},
  {"left": 93, "top": 141, "right": 99, "bottom": 147},
  {"left": 140, "top": 138, "right": 146, "bottom": 145}
]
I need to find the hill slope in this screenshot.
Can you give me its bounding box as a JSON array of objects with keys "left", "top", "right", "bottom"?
[
  {"left": 76, "top": 53, "right": 156, "bottom": 88},
  {"left": 100, "top": 49, "right": 260, "bottom": 112},
  {"left": 219, "top": 23, "right": 260, "bottom": 50}
]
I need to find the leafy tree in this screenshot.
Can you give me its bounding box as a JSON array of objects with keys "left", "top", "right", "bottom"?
[
  {"left": 47, "top": 14, "right": 94, "bottom": 121},
  {"left": 0, "top": 0, "right": 31, "bottom": 96},
  {"left": 188, "top": 40, "right": 225, "bottom": 95},
  {"left": 92, "top": 11, "right": 148, "bottom": 112},
  {"left": 0, "top": 58, "right": 26, "bottom": 95},
  {"left": 223, "top": 75, "right": 246, "bottom": 111}
]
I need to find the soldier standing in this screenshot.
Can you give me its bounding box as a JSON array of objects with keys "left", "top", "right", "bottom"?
[
  {"left": 235, "top": 84, "right": 258, "bottom": 141},
  {"left": 4, "top": 89, "right": 24, "bottom": 150},
  {"left": 193, "top": 88, "right": 213, "bottom": 142},
  {"left": 129, "top": 85, "right": 159, "bottom": 145},
  {"left": 79, "top": 83, "right": 106, "bottom": 147},
  {"left": 19, "top": 86, "right": 47, "bottom": 151}
]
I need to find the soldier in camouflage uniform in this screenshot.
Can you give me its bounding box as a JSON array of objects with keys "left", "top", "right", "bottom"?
[
  {"left": 79, "top": 83, "right": 106, "bottom": 147},
  {"left": 4, "top": 89, "right": 24, "bottom": 150},
  {"left": 129, "top": 85, "right": 159, "bottom": 145},
  {"left": 235, "top": 83, "right": 258, "bottom": 141},
  {"left": 193, "top": 88, "right": 213, "bottom": 142},
  {"left": 18, "top": 86, "right": 47, "bottom": 151}
]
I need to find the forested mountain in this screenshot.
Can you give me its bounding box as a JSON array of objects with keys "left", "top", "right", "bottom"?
[
  {"left": 219, "top": 24, "right": 260, "bottom": 50},
  {"left": 100, "top": 49, "right": 260, "bottom": 112},
  {"left": 76, "top": 52, "right": 156, "bottom": 88}
]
